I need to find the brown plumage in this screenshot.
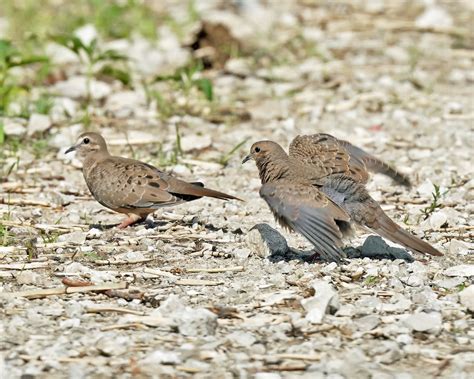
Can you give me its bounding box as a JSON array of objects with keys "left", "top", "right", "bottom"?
[
  {"left": 66, "top": 132, "right": 241, "bottom": 228},
  {"left": 242, "top": 134, "right": 441, "bottom": 262}
]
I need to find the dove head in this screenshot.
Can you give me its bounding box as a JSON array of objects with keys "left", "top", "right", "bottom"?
[
  {"left": 242, "top": 141, "right": 289, "bottom": 183},
  {"left": 65, "top": 132, "right": 109, "bottom": 162}
]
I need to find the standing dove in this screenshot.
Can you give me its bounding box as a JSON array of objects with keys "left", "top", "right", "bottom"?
[
  {"left": 242, "top": 133, "right": 442, "bottom": 262},
  {"left": 66, "top": 132, "right": 241, "bottom": 228}
]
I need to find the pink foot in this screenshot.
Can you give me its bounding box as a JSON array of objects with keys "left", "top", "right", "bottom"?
[{"left": 117, "top": 214, "right": 143, "bottom": 229}]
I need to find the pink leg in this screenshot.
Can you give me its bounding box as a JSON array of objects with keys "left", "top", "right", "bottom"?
[{"left": 117, "top": 214, "right": 144, "bottom": 229}]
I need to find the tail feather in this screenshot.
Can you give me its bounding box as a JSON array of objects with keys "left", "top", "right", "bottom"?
[
  {"left": 374, "top": 212, "right": 442, "bottom": 256},
  {"left": 339, "top": 140, "right": 411, "bottom": 187},
  {"left": 366, "top": 158, "right": 411, "bottom": 187},
  {"left": 182, "top": 182, "right": 242, "bottom": 201}
]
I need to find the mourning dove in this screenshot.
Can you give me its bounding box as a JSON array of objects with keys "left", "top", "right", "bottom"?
[
  {"left": 66, "top": 132, "right": 241, "bottom": 228},
  {"left": 242, "top": 134, "right": 441, "bottom": 262}
]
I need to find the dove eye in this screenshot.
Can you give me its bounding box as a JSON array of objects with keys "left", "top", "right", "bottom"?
[
  {"left": 83, "top": 138, "right": 90, "bottom": 144},
  {"left": 255, "top": 147, "right": 261, "bottom": 153}
]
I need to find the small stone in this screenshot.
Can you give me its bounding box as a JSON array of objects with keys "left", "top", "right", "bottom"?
[
  {"left": 336, "top": 304, "right": 356, "bottom": 317},
  {"left": 54, "top": 76, "right": 112, "bottom": 100},
  {"left": 459, "top": 286, "right": 474, "bottom": 312},
  {"left": 416, "top": 5, "right": 453, "bottom": 28},
  {"left": 16, "top": 271, "right": 41, "bottom": 285},
  {"left": 3, "top": 119, "right": 26, "bottom": 136},
  {"left": 448, "top": 240, "right": 472, "bottom": 255},
  {"left": 301, "top": 280, "right": 339, "bottom": 324},
  {"left": 96, "top": 335, "right": 130, "bottom": 356},
  {"left": 180, "top": 133, "right": 213, "bottom": 153},
  {"left": 27, "top": 113, "right": 51, "bottom": 136},
  {"left": 355, "top": 315, "right": 380, "bottom": 331},
  {"left": 141, "top": 350, "right": 181, "bottom": 365},
  {"left": 228, "top": 331, "right": 257, "bottom": 347},
  {"left": 403, "top": 312, "right": 442, "bottom": 333},
  {"left": 177, "top": 308, "right": 218, "bottom": 337},
  {"left": 234, "top": 248, "right": 251, "bottom": 260},
  {"left": 59, "top": 318, "right": 80, "bottom": 329},
  {"left": 434, "top": 277, "right": 464, "bottom": 289},
  {"left": 74, "top": 24, "right": 98, "bottom": 45},
  {"left": 444, "top": 265, "right": 474, "bottom": 277},
  {"left": 245, "top": 223, "right": 289, "bottom": 258},
  {"left": 429, "top": 211, "right": 448, "bottom": 229},
  {"left": 105, "top": 91, "right": 146, "bottom": 118},
  {"left": 254, "top": 374, "right": 282, "bottom": 379},
  {"left": 58, "top": 231, "right": 87, "bottom": 245}
]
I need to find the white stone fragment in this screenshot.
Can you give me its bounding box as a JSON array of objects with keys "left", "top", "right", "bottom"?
[
  {"left": 444, "top": 265, "right": 474, "bottom": 277},
  {"left": 403, "top": 312, "right": 442, "bottom": 333},
  {"left": 301, "top": 280, "right": 339, "bottom": 324},
  {"left": 416, "top": 5, "right": 453, "bottom": 28},
  {"left": 459, "top": 286, "right": 474, "bottom": 312},
  {"left": 27, "top": 113, "right": 51, "bottom": 136}
]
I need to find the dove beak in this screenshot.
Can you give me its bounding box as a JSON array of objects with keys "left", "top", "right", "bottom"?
[
  {"left": 242, "top": 154, "right": 253, "bottom": 164},
  {"left": 65, "top": 145, "right": 77, "bottom": 154}
]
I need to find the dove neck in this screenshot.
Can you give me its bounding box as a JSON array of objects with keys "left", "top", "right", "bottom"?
[
  {"left": 82, "top": 151, "right": 110, "bottom": 175},
  {"left": 257, "top": 155, "right": 290, "bottom": 184}
]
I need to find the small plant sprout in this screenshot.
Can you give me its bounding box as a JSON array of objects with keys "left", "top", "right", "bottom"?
[
  {"left": 155, "top": 60, "right": 214, "bottom": 101},
  {"left": 53, "top": 35, "right": 127, "bottom": 100},
  {"left": 219, "top": 138, "right": 249, "bottom": 167},
  {"left": 420, "top": 184, "right": 448, "bottom": 220},
  {"left": 0, "top": 39, "right": 49, "bottom": 115}
]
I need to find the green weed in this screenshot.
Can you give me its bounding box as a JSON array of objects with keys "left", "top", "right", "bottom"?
[
  {"left": 155, "top": 60, "right": 215, "bottom": 102},
  {"left": 420, "top": 184, "right": 447, "bottom": 220},
  {"left": 0, "top": 39, "right": 49, "bottom": 115},
  {"left": 218, "top": 139, "right": 249, "bottom": 166}
]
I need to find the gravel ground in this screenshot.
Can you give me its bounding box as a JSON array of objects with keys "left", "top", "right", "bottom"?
[{"left": 0, "top": 1, "right": 473, "bottom": 378}]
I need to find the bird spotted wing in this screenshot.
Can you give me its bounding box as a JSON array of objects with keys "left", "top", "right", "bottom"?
[
  {"left": 289, "top": 134, "right": 370, "bottom": 183},
  {"left": 259, "top": 182, "right": 350, "bottom": 262},
  {"left": 85, "top": 157, "right": 183, "bottom": 210},
  {"left": 86, "top": 157, "right": 239, "bottom": 211}
]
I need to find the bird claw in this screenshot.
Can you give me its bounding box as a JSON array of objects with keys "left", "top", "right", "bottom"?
[{"left": 117, "top": 215, "right": 143, "bottom": 229}]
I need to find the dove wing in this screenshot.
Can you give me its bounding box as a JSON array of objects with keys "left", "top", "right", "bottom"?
[
  {"left": 85, "top": 157, "right": 239, "bottom": 211},
  {"left": 259, "top": 181, "right": 350, "bottom": 262}
]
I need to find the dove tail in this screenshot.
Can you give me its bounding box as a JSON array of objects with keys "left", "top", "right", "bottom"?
[
  {"left": 339, "top": 140, "right": 411, "bottom": 187},
  {"left": 183, "top": 183, "right": 242, "bottom": 201},
  {"left": 366, "top": 158, "right": 411, "bottom": 187},
  {"left": 372, "top": 211, "right": 442, "bottom": 257}
]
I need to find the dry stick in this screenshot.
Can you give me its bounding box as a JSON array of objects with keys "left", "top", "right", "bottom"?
[
  {"left": 0, "top": 282, "right": 128, "bottom": 299},
  {"left": 85, "top": 306, "right": 145, "bottom": 316},
  {"left": 0, "top": 246, "right": 26, "bottom": 253},
  {"left": 274, "top": 353, "right": 321, "bottom": 361},
  {"left": 93, "top": 258, "right": 154, "bottom": 266},
  {"left": 0, "top": 262, "right": 52, "bottom": 270},
  {"left": 0, "top": 198, "right": 55, "bottom": 207},
  {"left": 0, "top": 220, "right": 87, "bottom": 232},
  {"left": 0, "top": 241, "right": 79, "bottom": 254},
  {"left": 185, "top": 266, "right": 244, "bottom": 273},
  {"left": 100, "top": 323, "right": 148, "bottom": 331},
  {"left": 175, "top": 279, "right": 224, "bottom": 286},
  {"left": 142, "top": 268, "right": 178, "bottom": 279},
  {"left": 176, "top": 366, "right": 202, "bottom": 373}
]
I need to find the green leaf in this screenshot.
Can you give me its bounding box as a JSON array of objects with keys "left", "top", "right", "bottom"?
[
  {"left": 0, "top": 121, "right": 4, "bottom": 144},
  {"left": 194, "top": 78, "right": 213, "bottom": 101},
  {"left": 98, "top": 65, "right": 131, "bottom": 85}
]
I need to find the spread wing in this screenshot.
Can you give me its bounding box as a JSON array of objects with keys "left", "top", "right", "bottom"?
[
  {"left": 336, "top": 138, "right": 411, "bottom": 186},
  {"left": 85, "top": 157, "right": 239, "bottom": 211},
  {"left": 289, "top": 134, "right": 369, "bottom": 183},
  {"left": 260, "top": 181, "right": 351, "bottom": 262},
  {"left": 289, "top": 134, "right": 410, "bottom": 186}
]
